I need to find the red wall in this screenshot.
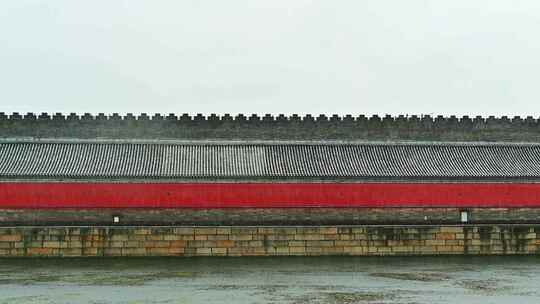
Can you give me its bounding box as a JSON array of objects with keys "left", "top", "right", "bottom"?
[{"left": 1, "top": 182, "right": 540, "bottom": 208}]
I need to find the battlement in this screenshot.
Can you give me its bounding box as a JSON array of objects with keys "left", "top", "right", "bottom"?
[
  {"left": 1, "top": 112, "right": 536, "bottom": 124},
  {"left": 1, "top": 112, "right": 539, "bottom": 141}
]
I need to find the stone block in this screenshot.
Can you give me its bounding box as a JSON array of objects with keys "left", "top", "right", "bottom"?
[
  {"left": 319, "top": 227, "right": 338, "bottom": 234},
  {"left": 229, "top": 234, "right": 252, "bottom": 241},
  {"left": 321, "top": 247, "right": 344, "bottom": 254},
  {"left": 295, "top": 234, "right": 323, "bottom": 241},
  {"left": 259, "top": 228, "right": 297, "bottom": 234},
  {"left": 48, "top": 229, "right": 67, "bottom": 235},
  {"left": 9, "top": 249, "right": 26, "bottom": 256},
  {"left": 306, "top": 247, "right": 322, "bottom": 253},
  {"left": 440, "top": 227, "right": 463, "bottom": 233},
  {"left": 148, "top": 248, "right": 171, "bottom": 255},
  {"left": 122, "top": 248, "right": 147, "bottom": 256},
  {"left": 128, "top": 235, "right": 147, "bottom": 241},
  {"left": 187, "top": 240, "right": 205, "bottom": 248},
  {"left": 353, "top": 234, "right": 368, "bottom": 240},
  {"left": 92, "top": 241, "right": 105, "bottom": 247},
  {"left": 288, "top": 241, "right": 305, "bottom": 247},
  {"left": 144, "top": 241, "right": 170, "bottom": 248},
  {"left": 147, "top": 235, "right": 163, "bottom": 241},
  {"left": 216, "top": 228, "right": 231, "bottom": 235},
  {"left": 275, "top": 247, "right": 289, "bottom": 254},
  {"left": 352, "top": 228, "right": 366, "bottom": 233},
  {"left": 163, "top": 235, "right": 184, "bottom": 241},
  {"left": 60, "top": 248, "right": 82, "bottom": 257},
  {"left": 323, "top": 234, "right": 339, "bottom": 240},
  {"left": 174, "top": 228, "right": 194, "bottom": 235},
  {"left": 335, "top": 240, "right": 363, "bottom": 247},
  {"left": 216, "top": 240, "right": 235, "bottom": 248},
  {"left": 196, "top": 248, "right": 212, "bottom": 255},
  {"left": 103, "top": 248, "right": 122, "bottom": 256},
  {"left": 203, "top": 241, "right": 217, "bottom": 248},
  {"left": 0, "top": 235, "right": 21, "bottom": 242},
  {"left": 338, "top": 227, "right": 353, "bottom": 234},
  {"left": 43, "top": 241, "right": 68, "bottom": 248},
  {"left": 306, "top": 241, "right": 334, "bottom": 247},
  {"left": 27, "top": 248, "right": 55, "bottom": 256},
  {"left": 526, "top": 233, "right": 537, "bottom": 239},
  {"left": 249, "top": 241, "right": 264, "bottom": 247},
  {"left": 376, "top": 247, "right": 392, "bottom": 253},
  {"left": 194, "top": 228, "right": 217, "bottom": 235},
  {"left": 339, "top": 234, "right": 352, "bottom": 240},
  {"left": 123, "top": 241, "right": 141, "bottom": 248},
  {"left": 266, "top": 234, "right": 295, "bottom": 241},
  {"left": 83, "top": 248, "right": 99, "bottom": 256},
  {"left": 134, "top": 228, "right": 152, "bottom": 235},
  {"left": 231, "top": 228, "right": 257, "bottom": 234},
  {"left": 343, "top": 246, "right": 365, "bottom": 254},
  {"left": 267, "top": 240, "right": 289, "bottom": 248},
  {"left": 0, "top": 229, "right": 11, "bottom": 235},
  {"left": 413, "top": 246, "right": 437, "bottom": 252},
  {"left": 392, "top": 246, "right": 413, "bottom": 253},
  {"left": 297, "top": 227, "right": 320, "bottom": 234},
  {"left": 170, "top": 240, "right": 187, "bottom": 248},
  {"left": 109, "top": 241, "right": 124, "bottom": 248},
  {"left": 207, "top": 235, "right": 229, "bottom": 241},
  {"left": 68, "top": 241, "right": 83, "bottom": 248},
  {"left": 425, "top": 240, "right": 445, "bottom": 246},
  {"left": 168, "top": 247, "right": 185, "bottom": 255},
  {"left": 436, "top": 233, "right": 456, "bottom": 240},
  {"left": 110, "top": 235, "right": 129, "bottom": 241},
  {"left": 289, "top": 246, "right": 306, "bottom": 254},
  {"left": 211, "top": 248, "right": 227, "bottom": 255}
]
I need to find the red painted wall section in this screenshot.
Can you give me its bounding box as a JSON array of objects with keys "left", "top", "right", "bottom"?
[{"left": 1, "top": 182, "right": 540, "bottom": 208}]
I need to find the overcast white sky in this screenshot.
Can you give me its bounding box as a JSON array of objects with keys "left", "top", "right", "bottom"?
[{"left": 1, "top": 1, "right": 540, "bottom": 117}]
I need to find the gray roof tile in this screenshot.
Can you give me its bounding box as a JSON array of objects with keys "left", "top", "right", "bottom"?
[{"left": 1, "top": 140, "right": 540, "bottom": 180}]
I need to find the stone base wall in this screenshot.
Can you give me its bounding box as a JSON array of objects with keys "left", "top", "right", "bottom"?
[
  {"left": 1, "top": 225, "right": 539, "bottom": 257},
  {"left": 3, "top": 208, "right": 540, "bottom": 226}
]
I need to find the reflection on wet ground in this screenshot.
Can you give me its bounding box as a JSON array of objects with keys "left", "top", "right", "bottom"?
[{"left": 0, "top": 256, "right": 539, "bottom": 303}]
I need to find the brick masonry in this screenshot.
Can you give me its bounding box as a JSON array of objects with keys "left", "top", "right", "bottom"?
[
  {"left": 2, "top": 208, "right": 540, "bottom": 226},
  {"left": 0, "top": 225, "right": 539, "bottom": 257}
]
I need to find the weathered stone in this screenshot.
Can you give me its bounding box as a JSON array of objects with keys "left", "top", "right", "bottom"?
[{"left": 0, "top": 225, "right": 537, "bottom": 257}]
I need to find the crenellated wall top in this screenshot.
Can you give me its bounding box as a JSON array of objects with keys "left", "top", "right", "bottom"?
[{"left": 0, "top": 112, "right": 539, "bottom": 141}]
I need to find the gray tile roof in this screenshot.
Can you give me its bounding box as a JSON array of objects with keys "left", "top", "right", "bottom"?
[{"left": 1, "top": 140, "right": 540, "bottom": 180}]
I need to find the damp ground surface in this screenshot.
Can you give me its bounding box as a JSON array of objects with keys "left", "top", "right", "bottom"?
[{"left": 0, "top": 256, "right": 539, "bottom": 303}]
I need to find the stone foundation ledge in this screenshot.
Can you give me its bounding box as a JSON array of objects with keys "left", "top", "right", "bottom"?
[{"left": 0, "top": 225, "right": 539, "bottom": 257}]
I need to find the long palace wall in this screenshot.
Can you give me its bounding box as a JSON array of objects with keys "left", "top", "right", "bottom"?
[
  {"left": 2, "top": 113, "right": 540, "bottom": 256},
  {"left": 0, "top": 225, "right": 539, "bottom": 257}
]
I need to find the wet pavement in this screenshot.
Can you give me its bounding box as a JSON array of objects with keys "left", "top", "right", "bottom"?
[{"left": 0, "top": 256, "right": 539, "bottom": 303}]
